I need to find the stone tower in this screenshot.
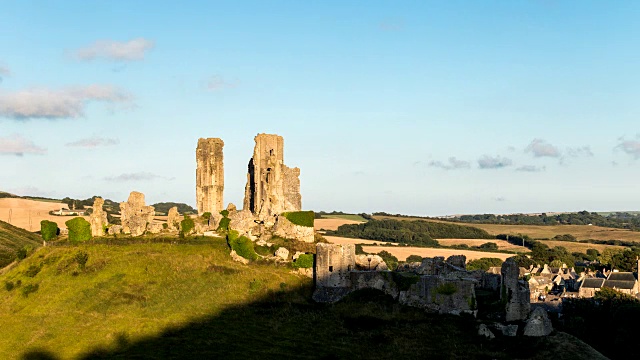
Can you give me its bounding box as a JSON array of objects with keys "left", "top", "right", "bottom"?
[
  {"left": 196, "top": 138, "right": 224, "bottom": 215},
  {"left": 243, "top": 133, "right": 301, "bottom": 219}
]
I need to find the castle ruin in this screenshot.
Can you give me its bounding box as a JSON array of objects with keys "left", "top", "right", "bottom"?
[
  {"left": 243, "top": 134, "right": 301, "bottom": 219},
  {"left": 196, "top": 138, "right": 224, "bottom": 215}
]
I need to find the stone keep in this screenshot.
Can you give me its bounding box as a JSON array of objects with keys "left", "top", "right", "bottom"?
[
  {"left": 120, "top": 191, "right": 155, "bottom": 237},
  {"left": 196, "top": 138, "right": 224, "bottom": 215},
  {"left": 243, "top": 133, "right": 301, "bottom": 219},
  {"left": 313, "top": 243, "right": 356, "bottom": 302},
  {"left": 89, "top": 197, "right": 108, "bottom": 237}
]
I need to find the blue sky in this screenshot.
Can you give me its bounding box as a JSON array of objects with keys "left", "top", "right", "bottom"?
[{"left": 1, "top": 1, "right": 640, "bottom": 216}]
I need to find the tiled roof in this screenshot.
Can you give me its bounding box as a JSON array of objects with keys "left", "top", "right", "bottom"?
[
  {"left": 581, "top": 278, "right": 605, "bottom": 289},
  {"left": 603, "top": 280, "right": 636, "bottom": 290},
  {"left": 607, "top": 272, "right": 636, "bottom": 282}
]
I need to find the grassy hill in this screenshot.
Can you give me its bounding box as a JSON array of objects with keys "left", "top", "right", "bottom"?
[
  {"left": 0, "top": 237, "right": 606, "bottom": 360},
  {"left": 0, "top": 219, "right": 41, "bottom": 268}
]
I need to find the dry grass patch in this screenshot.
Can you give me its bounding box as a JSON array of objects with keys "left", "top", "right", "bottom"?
[
  {"left": 315, "top": 218, "right": 364, "bottom": 231},
  {"left": 536, "top": 240, "right": 625, "bottom": 253},
  {"left": 362, "top": 246, "right": 514, "bottom": 262},
  {"left": 436, "top": 238, "right": 528, "bottom": 252}
]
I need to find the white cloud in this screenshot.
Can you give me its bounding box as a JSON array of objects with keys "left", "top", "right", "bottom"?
[
  {"left": 104, "top": 172, "right": 174, "bottom": 182},
  {"left": 428, "top": 157, "right": 471, "bottom": 170},
  {"left": 478, "top": 155, "right": 513, "bottom": 169},
  {"left": 0, "top": 85, "right": 134, "bottom": 120},
  {"left": 616, "top": 137, "right": 640, "bottom": 159},
  {"left": 206, "top": 75, "right": 239, "bottom": 91},
  {"left": 0, "top": 134, "right": 46, "bottom": 156},
  {"left": 516, "top": 165, "right": 546, "bottom": 172},
  {"left": 566, "top": 146, "right": 594, "bottom": 157},
  {"left": 66, "top": 136, "right": 119, "bottom": 148},
  {"left": 75, "top": 38, "right": 155, "bottom": 61},
  {"left": 525, "top": 139, "right": 561, "bottom": 158}
]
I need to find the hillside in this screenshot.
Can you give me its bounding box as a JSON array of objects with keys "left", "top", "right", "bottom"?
[
  {"left": 0, "top": 219, "right": 41, "bottom": 268},
  {"left": 0, "top": 237, "right": 606, "bottom": 359}
]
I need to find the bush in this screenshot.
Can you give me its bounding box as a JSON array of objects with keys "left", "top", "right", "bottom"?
[
  {"left": 40, "top": 220, "right": 59, "bottom": 241},
  {"left": 24, "top": 264, "right": 41, "bottom": 277},
  {"left": 217, "top": 217, "right": 231, "bottom": 232},
  {"left": 227, "top": 231, "right": 258, "bottom": 261},
  {"left": 4, "top": 281, "right": 14, "bottom": 291},
  {"left": 293, "top": 254, "right": 314, "bottom": 269},
  {"left": 16, "top": 247, "right": 28, "bottom": 260},
  {"left": 405, "top": 255, "right": 423, "bottom": 263},
  {"left": 377, "top": 250, "right": 398, "bottom": 271},
  {"left": 65, "top": 217, "right": 92, "bottom": 243},
  {"left": 478, "top": 242, "right": 499, "bottom": 251},
  {"left": 21, "top": 283, "right": 39, "bottom": 297},
  {"left": 74, "top": 251, "right": 89, "bottom": 269},
  {"left": 180, "top": 215, "right": 195, "bottom": 236},
  {"left": 202, "top": 212, "right": 212, "bottom": 220},
  {"left": 220, "top": 210, "right": 229, "bottom": 217},
  {"left": 467, "top": 257, "right": 503, "bottom": 271},
  {"left": 282, "top": 211, "right": 315, "bottom": 227}
]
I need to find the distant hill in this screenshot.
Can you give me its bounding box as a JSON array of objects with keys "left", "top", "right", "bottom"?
[{"left": 0, "top": 219, "right": 41, "bottom": 268}]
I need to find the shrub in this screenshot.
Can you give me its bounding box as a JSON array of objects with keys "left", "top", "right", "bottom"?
[
  {"left": 4, "top": 281, "right": 14, "bottom": 291},
  {"left": 220, "top": 210, "right": 229, "bottom": 217},
  {"left": 467, "top": 257, "right": 503, "bottom": 271},
  {"left": 391, "top": 272, "right": 420, "bottom": 291},
  {"left": 65, "top": 217, "right": 92, "bottom": 243},
  {"left": 228, "top": 232, "right": 258, "bottom": 261},
  {"left": 202, "top": 212, "right": 212, "bottom": 220},
  {"left": 21, "top": 283, "right": 39, "bottom": 297},
  {"left": 16, "top": 247, "right": 28, "bottom": 260},
  {"left": 40, "top": 220, "right": 59, "bottom": 241},
  {"left": 377, "top": 250, "right": 398, "bottom": 271},
  {"left": 255, "top": 245, "right": 276, "bottom": 256},
  {"left": 293, "top": 254, "right": 314, "bottom": 269},
  {"left": 74, "top": 251, "right": 89, "bottom": 269},
  {"left": 281, "top": 211, "right": 315, "bottom": 227},
  {"left": 217, "top": 217, "right": 231, "bottom": 232},
  {"left": 406, "top": 255, "right": 423, "bottom": 263},
  {"left": 478, "top": 242, "right": 499, "bottom": 251},
  {"left": 180, "top": 215, "right": 195, "bottom": 236},
  {"left": 162, "top": 223, "right": 168, "bottom": 229},
  {"left": 24, "top": 264, "right": 41, "bottom": 278}
]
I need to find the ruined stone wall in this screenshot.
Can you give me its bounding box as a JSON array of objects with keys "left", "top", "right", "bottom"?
[
  {"left": 502, "top": 257, "right": 531, "bottom": 322},
  {"left": 120, "top": 191, "right": 155, "bottom": 237},
  {"left": 313, "top": 243, "right": 356, "bottom": 302},
  {"left": 243, "top": 133, "right": 301, "bottom": 219},
  {"left": 399, "top": 276, "right": 477, "bottom": 315},
  {"left": 196, "top": 138, "right": 224, "bottom": 215},
  {"left": 89, "top": 197, "right": 108, "bottom": 237}
]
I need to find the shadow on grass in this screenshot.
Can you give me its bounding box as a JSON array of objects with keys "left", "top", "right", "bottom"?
[{"left": 21, "top": 287, "right": 602, "bottom": 360}]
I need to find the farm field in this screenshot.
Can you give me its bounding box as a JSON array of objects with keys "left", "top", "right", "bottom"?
[
  {"left": 373, "top": 215, "right": 640, "bottom": 242},
  {"left": 0, "top": 198, "right": 88, "bottom": 231},
  {"left": 320, "top": 214, "right": 368, "bottom": 222},
  {"left": 537, "top": 240, "right": 625, "bottom": 253},
  {"left": 314, "top": 218, "right": 364, "bottom": 231},
  {"left": 436, "top": 238, "right": 528, "bottom": 252},
  {"left": 324, "top": 235, "right": 513, "bottom": 262},
  {"left": 362, "top": 245, "right": 514, "bottom": 262}
]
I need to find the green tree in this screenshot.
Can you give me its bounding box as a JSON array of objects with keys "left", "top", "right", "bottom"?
[
  {"left": 65, "top": 217, "right": 91, "bottom": 243},
  {"left": 40, "top": 220, "right": 59, "bottom": 241},
  {"left": 377, "top": 250, "right": 398, "bottom": 271}
]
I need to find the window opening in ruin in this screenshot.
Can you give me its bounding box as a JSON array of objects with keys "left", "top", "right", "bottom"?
[
  {"left": 329, "top": 266, "right": 333, "bottom": 272},
  {"left": 348, "top": 265, "right": 352, "bottom": 271}
]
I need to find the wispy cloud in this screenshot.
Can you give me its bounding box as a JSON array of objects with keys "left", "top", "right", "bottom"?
[
  {"left": 516, "top": 165, "right": 546, "bottom": 172},
  {"left": 478, "top": 155, "right": 513, "bottom": 169},
  {"left": 75, "top": 38, "right": 155, "bottom": 61},
  {"left": 428, "top": 157, "right": 470, "bottom": 170},
  {"left": 0, "top": 63, "right": 9, "bottom": 83},
  {"left": 0, "top": 134, "right": 46, "bottom": 156},
  {"left": 104, "top": 172, "right": 174, "bottom": 182},
  {"left": 0, "top": 85, "right": 134, "bottom": 120},
  {"left": 566, "top": 146, "right": 594, "bottom": 158},
  {"left": 494, "top": 197, "right": 506, "bottom": 202},
  {"left": 206, "top": 75, "right": 239, "bottom": 91},
  {"left": 616, "top": 136, "right": 640, "bottom": 159},
  {"left": 525, "top": 139, "right": 561, "bottom": 158},
  {"left": 66, "top": 136, "right": 119, "bottom": 148},
  {"left": 8, "top": 186, "right": 53, "bottom": 198}
]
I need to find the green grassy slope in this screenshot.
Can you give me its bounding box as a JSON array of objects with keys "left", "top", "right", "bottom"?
[
  {"left": 0, "top": 237, "right": 606, "bottom": 360},
  {"left": 0, "top": 220, "right": 41, "bottom": 268}
]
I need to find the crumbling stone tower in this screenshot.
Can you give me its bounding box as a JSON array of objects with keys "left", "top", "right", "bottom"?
[
  {"left": 313, "top": 243, "right": 356, "bottom": 302},
  {"left": 243, "top": 133, "right": 301, "bottom": 219},
  {"left": 196, "top": 138, "right": 224, "bottom": 215}
]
